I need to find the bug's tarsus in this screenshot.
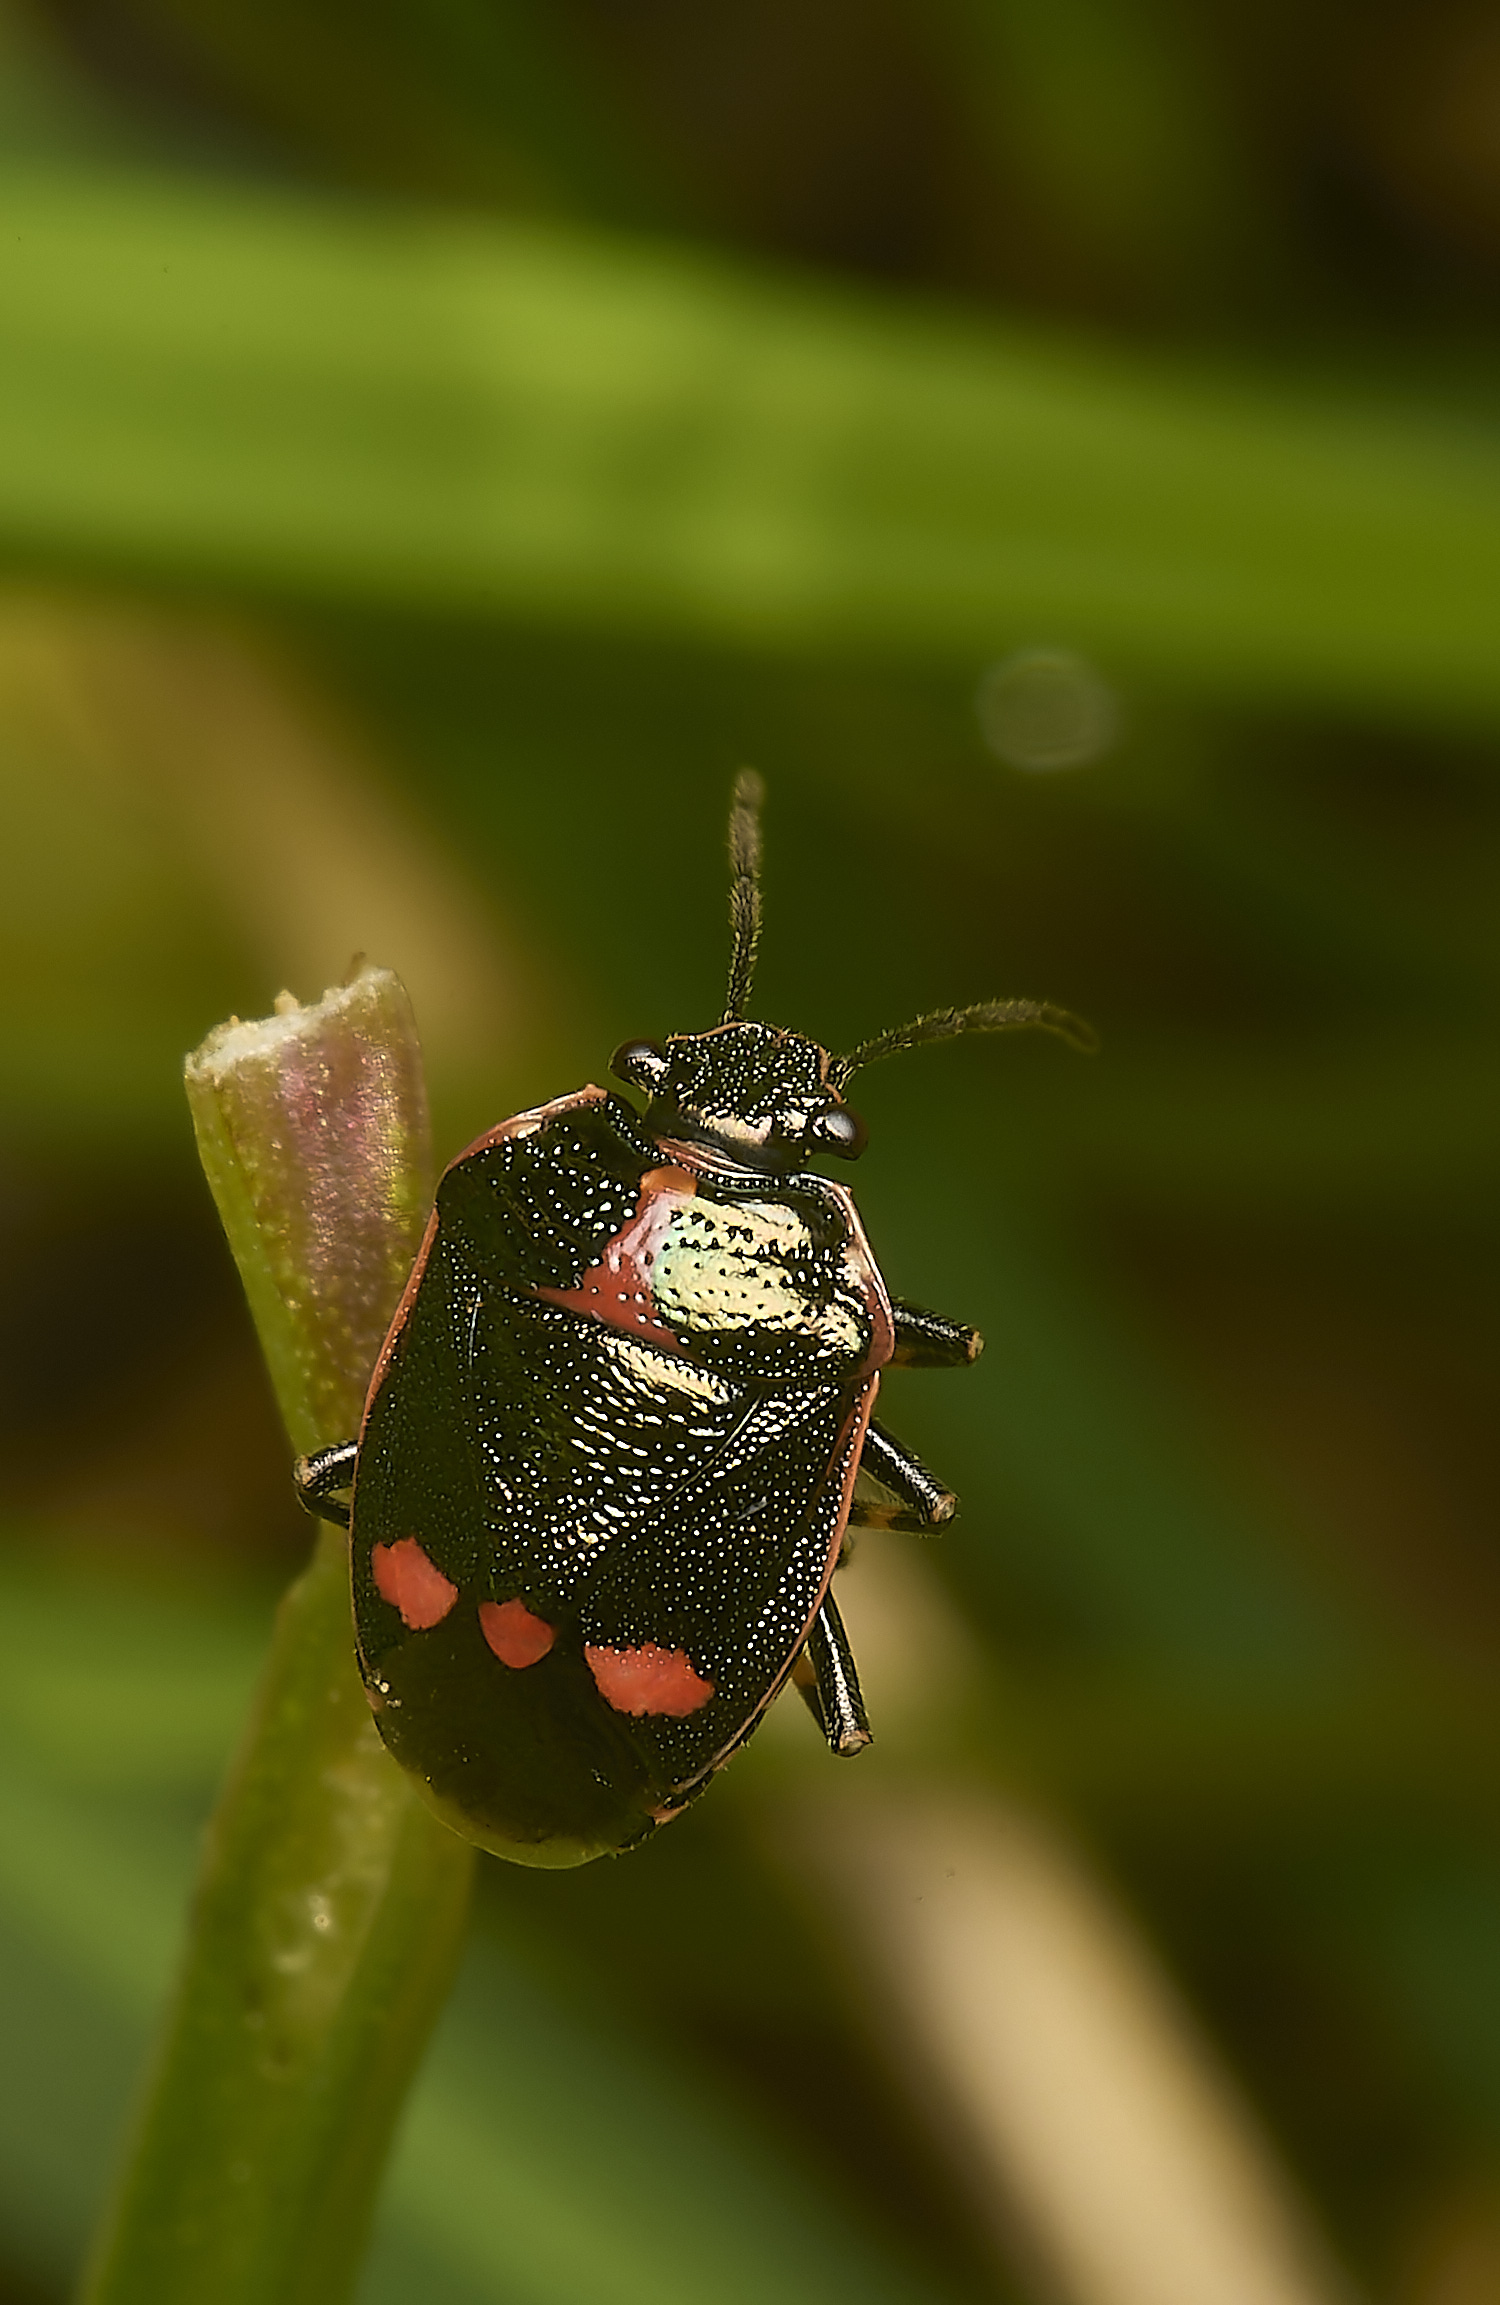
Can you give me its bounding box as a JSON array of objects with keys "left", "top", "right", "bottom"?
[
  {"left": 889, "top": 1298, "right": 983, "bottom": 1369},
  {"left": 829, "top": 997, "right": 1098, "bottom": 1089},
  {"left": 797, "top": 1595, "right": 873, "bottom": 1755},
  {"left": 722, "top": 769, "right": 765, "bottom": 1024},
  {"left": 295, "top": 1439, "right": 359, "bottom": 1529},
  {"left": 850, "top": 1419, "right": 956, "bottom": 1533}
]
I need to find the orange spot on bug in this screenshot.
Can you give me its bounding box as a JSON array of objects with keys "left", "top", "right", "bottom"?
[
  {"left": 640, "top": 1165, "right": 697, "bottom": 1198},
  {"left": 584, "top": 1642, "right": 715, "bottom": 1717},
  {"left": 372, "top": 1539, "right": 457, "bottom": 1630},
  {"left": 479, "top": 1598, "right": 556, "bottom": 1669}
]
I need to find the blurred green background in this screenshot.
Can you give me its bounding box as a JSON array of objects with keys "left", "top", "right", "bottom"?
[{"left": 2, "top": 1, "right": 1500, "bottom": 2300}]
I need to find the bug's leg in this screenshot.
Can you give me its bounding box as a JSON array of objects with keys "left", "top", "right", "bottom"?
[
  {"left": 792, "top": 1594, "right": 873, "bottom": 1756},
  {"left": 293, "top": 1440, "right": 359, "bottom": 1530},
  {"left": 848, "top": 1419, "right": 957, "bottom": 1534},
  {"left": 890, "top": 1299, "right": 983, "bottom": 1369}
]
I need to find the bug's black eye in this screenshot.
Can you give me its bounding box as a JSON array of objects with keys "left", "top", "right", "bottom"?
[
  {"left": 611, "top": 1038, "right": 671, "bottom": 1092},
  {"left": 809, "top": 1105, "right": 867, "bottom": 1160}
]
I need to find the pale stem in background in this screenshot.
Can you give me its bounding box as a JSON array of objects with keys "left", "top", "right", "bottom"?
[
  {"left": 803, "top": 1548, "right": 1360, "bottom": 2305},
  {"left": 81, "top": 967, "right": 475, "bottom": 2305}
]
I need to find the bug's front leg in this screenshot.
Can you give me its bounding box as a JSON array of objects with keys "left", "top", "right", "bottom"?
[
  {"left": 293, "top": 1440, "right": 359, "bottom": 1529},
  {"left": 792, "top": 1593, "right": 873, "bottom": 1755},
  {"left": 890, "top": 1299, "right": 982, "bottom": 1369},
  {"left": 849, "top": 1419, "right": 956, "bottom": 1533}
]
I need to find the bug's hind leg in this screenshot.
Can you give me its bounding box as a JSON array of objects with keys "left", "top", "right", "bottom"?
[
  {"left": 849, "top": 1419, "right": 956, "bottom": 1535},
  {"left": 793, "top": 1593, "right": 872, "bottom": 1756},
  {"left": 891, "top": 1299, "right": 983, "bottom": 1369},
  {"left": 294, "top": 1440, "right": 359, "bottom": 1529}
]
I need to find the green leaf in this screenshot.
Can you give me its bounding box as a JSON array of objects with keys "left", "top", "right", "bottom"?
[{"left": 2, "top": 166, "right": 1500, "bottom": 727}]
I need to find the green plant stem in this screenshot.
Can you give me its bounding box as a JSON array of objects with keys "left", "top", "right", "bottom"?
[{"left": 81, "top": 969, "right": 475, "bottom": 2305}]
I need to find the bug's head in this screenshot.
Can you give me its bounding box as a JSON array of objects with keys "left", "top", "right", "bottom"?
[
  {"left": 613, "top": 771, "right": 1097, "bottom": 1171},
  {"left": 612, "top": 1021, "right": 866, "bottom": 1171}
]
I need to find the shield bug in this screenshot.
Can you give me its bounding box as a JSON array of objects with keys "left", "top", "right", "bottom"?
[{"left": 296, "top": 775, "right": 1093, "bottom": 1866}]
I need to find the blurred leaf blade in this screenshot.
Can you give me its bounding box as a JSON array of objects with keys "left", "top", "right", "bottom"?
[
  {"left": 371, "top": 1938, "right": 974, "bottom": 2305},
  {"left": 3, "top": 166, "right": 1500, "bottom": 725}
]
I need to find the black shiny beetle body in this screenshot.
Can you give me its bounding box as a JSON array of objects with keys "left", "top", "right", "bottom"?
[{"left": 297, "top": 776, "right": 1092, "bottom": 1865}]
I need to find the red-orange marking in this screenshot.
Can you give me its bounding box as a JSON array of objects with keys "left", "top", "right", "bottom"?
[
  {"left": 537, "top": 1167, "right": 697, "bottom": 1349},
  {"left": 584, "top": 1642, "right": 715, "bottom": 1717},
  {"left": 372, "top": 1538, "right": 457, "bottom": 1630},
  {"left": 639, "top": 1164, "right": 698, "bottom": 1197},
  {"left": 479, "top": 1598, "right": 556, "bottom": 1669}
]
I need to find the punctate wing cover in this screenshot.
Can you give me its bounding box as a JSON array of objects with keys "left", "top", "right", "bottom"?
[{"left": 352, "top": 1095, "right": 890, "bottom": 1862}]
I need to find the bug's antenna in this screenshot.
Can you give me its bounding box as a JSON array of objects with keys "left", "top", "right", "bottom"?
[
  {"left": 722, "top": 770, "right": 765, "bottom": 1023},
  {"left": 829, "top": 998, "right": 1098, "bottom": 1089}
]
